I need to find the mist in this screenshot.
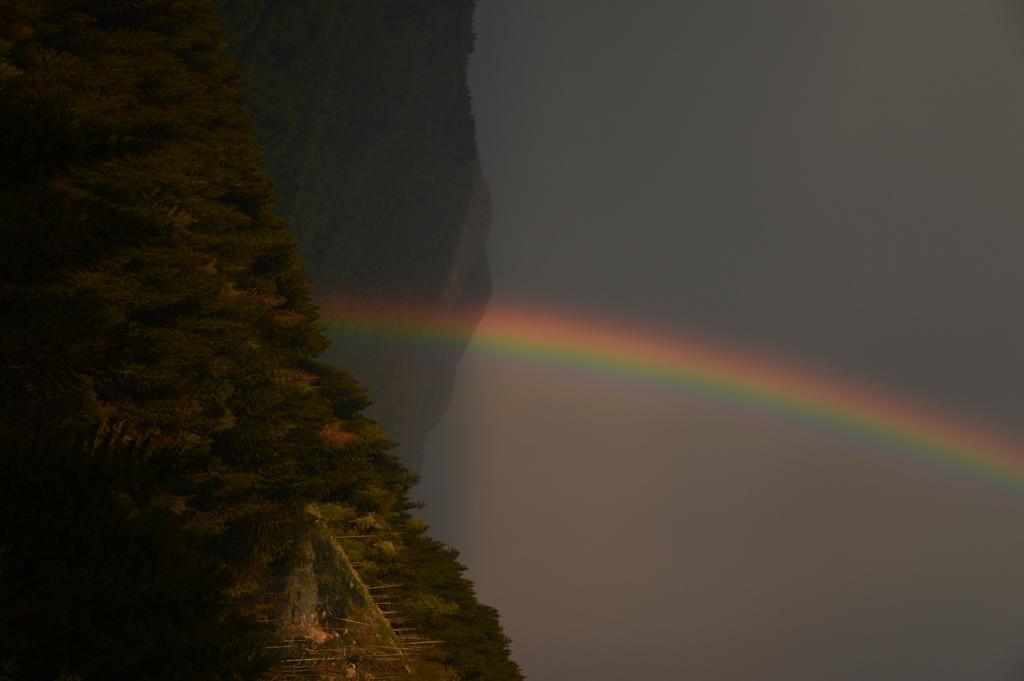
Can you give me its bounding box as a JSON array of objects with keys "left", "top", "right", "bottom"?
[{"left": 417, "top": 1, "right": 1024, "bottom": 679}]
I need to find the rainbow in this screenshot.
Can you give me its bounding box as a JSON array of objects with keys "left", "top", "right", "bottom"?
[{"left": 320, "top": 299, "right": 1024, "bottom": 489}]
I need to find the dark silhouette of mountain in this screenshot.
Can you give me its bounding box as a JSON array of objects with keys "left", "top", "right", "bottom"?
[{"left": 218, "top": 0, "right": 491, "bottom": 471}]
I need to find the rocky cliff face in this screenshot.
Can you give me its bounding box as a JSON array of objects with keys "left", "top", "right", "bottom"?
[{"left": 219, "top": 0, "right": 488, "bottom": 470}]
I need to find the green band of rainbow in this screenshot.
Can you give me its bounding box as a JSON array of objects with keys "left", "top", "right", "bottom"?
[{"left": 319, "top": 299, "right": 1024, "bottom": 490}]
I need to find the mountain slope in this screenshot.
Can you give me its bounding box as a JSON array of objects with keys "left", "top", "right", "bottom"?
[{"left": 0, "top": 2, "right": 519, "bottom": 679}]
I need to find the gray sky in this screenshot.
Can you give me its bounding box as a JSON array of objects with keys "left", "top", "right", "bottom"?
[{"left": 417, "top": 2, "right": 1024, "bottom": 679}]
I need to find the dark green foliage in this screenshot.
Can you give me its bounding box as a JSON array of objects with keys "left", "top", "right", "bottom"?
[
  {"left": 0, "top": 426, "right": 272, "bottom": 681},
  {"left": 0, "top": 2, "right": 379, "bottom": 676},
  {"left": 380, "top": 526, "right": 524, "bottom": 681},
  {"left": 331, "top": 502, "right": 524, "bottom": 680},
  {"left": 1, "top": 1, "right": 519, "bottom": 679}
]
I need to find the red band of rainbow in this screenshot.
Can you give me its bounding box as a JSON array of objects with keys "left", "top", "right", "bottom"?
[{"left": 319, "top": 299, "right": 1024, "bottom": 489}]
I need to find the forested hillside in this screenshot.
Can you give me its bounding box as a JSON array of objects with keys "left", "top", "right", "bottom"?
[
  {"left": 217, "top": 0, "right": 492, "bottom": 471},
  {"left": 0, "top": 2, "right": 519, "bottom": 679}
]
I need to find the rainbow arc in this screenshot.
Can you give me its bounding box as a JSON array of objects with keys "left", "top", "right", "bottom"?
[{"left": 320, "top": 300, "right": 1024, "bottom": 489}]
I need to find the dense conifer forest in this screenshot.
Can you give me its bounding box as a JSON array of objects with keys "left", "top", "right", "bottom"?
[{"left": 0, "top": 2, "right": 520, "bottom": 679}]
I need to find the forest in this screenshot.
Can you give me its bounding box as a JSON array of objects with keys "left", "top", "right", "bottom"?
[{"left": 0, "top": 1, "right": 520, "bottom": 679}]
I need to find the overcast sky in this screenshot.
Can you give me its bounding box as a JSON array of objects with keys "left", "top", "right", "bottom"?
[{"left": 417, "top": 2, "right": 1024, "bottom": 679}]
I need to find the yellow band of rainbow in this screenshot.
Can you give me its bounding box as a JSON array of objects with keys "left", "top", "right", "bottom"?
[{"left": 320, "top": 299, "right": 1024, "bottom": 490}]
